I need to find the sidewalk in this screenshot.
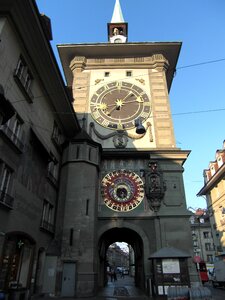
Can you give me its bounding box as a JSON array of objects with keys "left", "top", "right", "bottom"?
[
  {"left": 33, "top": 276, "right": 165, "bottom": 300},
  {"left": 98, "top": 275, "right": 149, "bottom": 299}
]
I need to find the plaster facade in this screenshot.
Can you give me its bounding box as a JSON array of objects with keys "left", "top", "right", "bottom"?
[{"left": 198, "top": 141, "right": 225, "bottom": 255}]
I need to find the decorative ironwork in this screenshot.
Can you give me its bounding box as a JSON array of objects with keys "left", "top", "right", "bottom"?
[{"left": 145, "top": 161, "right": 166, "bottom": 212}]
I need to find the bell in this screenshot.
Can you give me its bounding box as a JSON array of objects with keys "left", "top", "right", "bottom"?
[{"left": 135, "top": 118, "right": 146, "bottom": 134}]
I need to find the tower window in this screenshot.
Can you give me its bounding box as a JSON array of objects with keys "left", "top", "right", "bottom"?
[
  {"left": 104, "top": 72, "right": 110, "bottom": 77},
  {"left": 126, "top": 71, "right": 132, "bottom": 77}
]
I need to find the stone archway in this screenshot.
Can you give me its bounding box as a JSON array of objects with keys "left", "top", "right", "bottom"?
[{"left": 98, "top": 227, "right": 145, "bottom": 291}]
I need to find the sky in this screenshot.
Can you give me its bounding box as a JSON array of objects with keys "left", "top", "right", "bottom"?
[{"left": 36, "top": 0, "right": 225, "bottom": 210}]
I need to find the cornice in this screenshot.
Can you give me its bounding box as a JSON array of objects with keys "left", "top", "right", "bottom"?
[
  {"left": 70, "top": 54, "right": 169, "bottom": 71},
  {"left": 58, "top": 42, "right": 182, "bottom": 90},
  {"left": 101, "top": 148, "right": 190, "bottom": 164}
]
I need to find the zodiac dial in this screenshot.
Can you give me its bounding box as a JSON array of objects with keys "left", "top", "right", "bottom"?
[
  {"left": 90, "top": 81, "right": 151, "bottom": 130},
  {"left": 101, "top": 170, "right": 145, "bottom": 212}
]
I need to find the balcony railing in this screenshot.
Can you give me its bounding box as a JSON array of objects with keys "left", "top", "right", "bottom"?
[
  {"left": 0, "top": 124, "right": 24, "bottom": 152},
  {"left": 40, "top": 219, "right": 55, "bottom": 233},
  {"left": 0, "top": 190, "right": 14, "bottom": 209}
]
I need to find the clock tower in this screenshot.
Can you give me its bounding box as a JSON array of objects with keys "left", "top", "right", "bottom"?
[{"left": 57, "top": 0, "right": 199, "bottom": 297}]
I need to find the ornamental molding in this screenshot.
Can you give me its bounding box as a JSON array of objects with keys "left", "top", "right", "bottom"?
[{"left": 84, "top": 54, "right": 169, "bottom": 70}]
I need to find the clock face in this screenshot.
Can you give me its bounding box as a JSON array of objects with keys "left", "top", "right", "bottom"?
[
  {"left": 101, "top": 170, "right": 145, "bottom": 212},
  {"left": 90, "top": 81, "right": 151, "bottom": 130}
]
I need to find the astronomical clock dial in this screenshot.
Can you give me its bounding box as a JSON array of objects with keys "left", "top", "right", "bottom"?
[
  {"left": 90, "top": 81, "right": 151, "bottom": 130},
  {"left": 101, "top": 170, "right": 145, "bottom": 212}
]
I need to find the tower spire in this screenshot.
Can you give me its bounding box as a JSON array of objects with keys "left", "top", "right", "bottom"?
[
  {"left": 108, "top": 0, "right": 128, "bottom": 43},
  {"left": 111, "top": 0, "right": 125, "bottom": 23}
]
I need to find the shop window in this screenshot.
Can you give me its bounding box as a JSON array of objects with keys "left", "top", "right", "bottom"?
[
  {"left": 0, "top": 163, "right": 14, "bottom": 208},
  {"left": 40, "top": 200, "right": 54, "bottom": 233},
  {"left": 14, "top": 56, "right": 34, "bottom": 102},
  {"left": 0, "top": 234, "right": 34, "bottom": 289}
]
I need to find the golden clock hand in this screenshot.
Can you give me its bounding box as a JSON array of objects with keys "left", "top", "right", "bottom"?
[
  {"left": 120, "top": 92, "right": 133, "bottom": 102},
  {"left": 94, "top": 102, "right": 117, "bottom": 111},
  {"left": 123, "top": 98, "right": 144, "bottom": 104},
  {"left": 106, "top": 104, "right": 118, "bottom": 116},
  {"left": 116, "top": 96, "right": 143, "bottom": 110}
]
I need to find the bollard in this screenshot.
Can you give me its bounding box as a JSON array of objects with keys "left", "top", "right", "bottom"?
[
  {"left": 167, "top": 286, "right": 189, "bottom": 300},
  {"left": 189, "top": 286, "right": 212, "bottom": 300}
]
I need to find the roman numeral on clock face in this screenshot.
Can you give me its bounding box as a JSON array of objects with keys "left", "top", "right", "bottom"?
[
  {"left": 116, "top": 81, "right": 122, "bottom": 89},
  {"left": 92, "top": 110, "right": 101, "bottom": 119},
  {"left": 102, "top": 119, "right": 109, "bottom": 127},
  {"left": 140, "top": 111, "right": 150, "bottom": 119}
]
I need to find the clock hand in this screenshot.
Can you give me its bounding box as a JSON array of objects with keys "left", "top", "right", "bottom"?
[
  {"left": 106, "top": 104, "right": 118, "bottom": 116},
  {"left": 122, "top": 97, "right": 144, "bottom": 104},
  {"left": 120, "top": 91, "right": 133, "bottom": 102},
  {"left": 116, "top": 96, "right": 143, "bottom": 111},
  {"left": 93, "top": 102, "right": 118, "bottom": 111}
]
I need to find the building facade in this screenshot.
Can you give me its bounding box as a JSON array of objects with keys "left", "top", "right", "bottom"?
[
  {"left": 106, "top": 243, "right": 129, "bottom": 272},
  {"left": 198, "top": 141, "right": 225, "bottom": 255},
  {"left": 190, "top": 209, "right": 215, "bottom": 263},
  {"left": 0, "top": 0, "right": 200, "bottom": 299},
  {"left": 0, "top": 0, "right": 79, "bottom": 299}
]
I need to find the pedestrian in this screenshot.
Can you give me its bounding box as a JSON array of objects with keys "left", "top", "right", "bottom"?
[
  {"left": 113, "top": 270, "right": 117, "bottom": 281},
  {"left": 110, "top": 270, "right": 114, "bottom": 282}
]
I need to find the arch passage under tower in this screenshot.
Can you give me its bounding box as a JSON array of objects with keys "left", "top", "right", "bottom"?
[{"left": 98, "top": 227, "right": 145, "bottom": 290}]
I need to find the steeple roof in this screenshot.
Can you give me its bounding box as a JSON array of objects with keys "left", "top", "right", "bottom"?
[{"left": 111, "top": 0, "right": 125, "bottom": 23}]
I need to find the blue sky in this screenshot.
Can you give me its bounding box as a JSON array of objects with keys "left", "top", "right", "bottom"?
[{"left": 36, "top": 0, "right": 225, "bottom": 210}]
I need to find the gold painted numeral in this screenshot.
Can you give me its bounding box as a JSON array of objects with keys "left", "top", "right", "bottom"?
[
  {"left": 116, "top": 81, "right": 122, "bottom": 89},
  {"left": 102, "top": 119, "right": 110, "bottom": 127},
  {"left": 104, "top": 85, "right": 110, "bottom": 91},
  {"left": 92, "top": 110, "right": 101, "bottom": 119},
  {"left": 140, "top": 111, "right": 150, "bottom": 119},
  {"left": 117, "top": 120, "right": 123, "bottom": 129}
]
